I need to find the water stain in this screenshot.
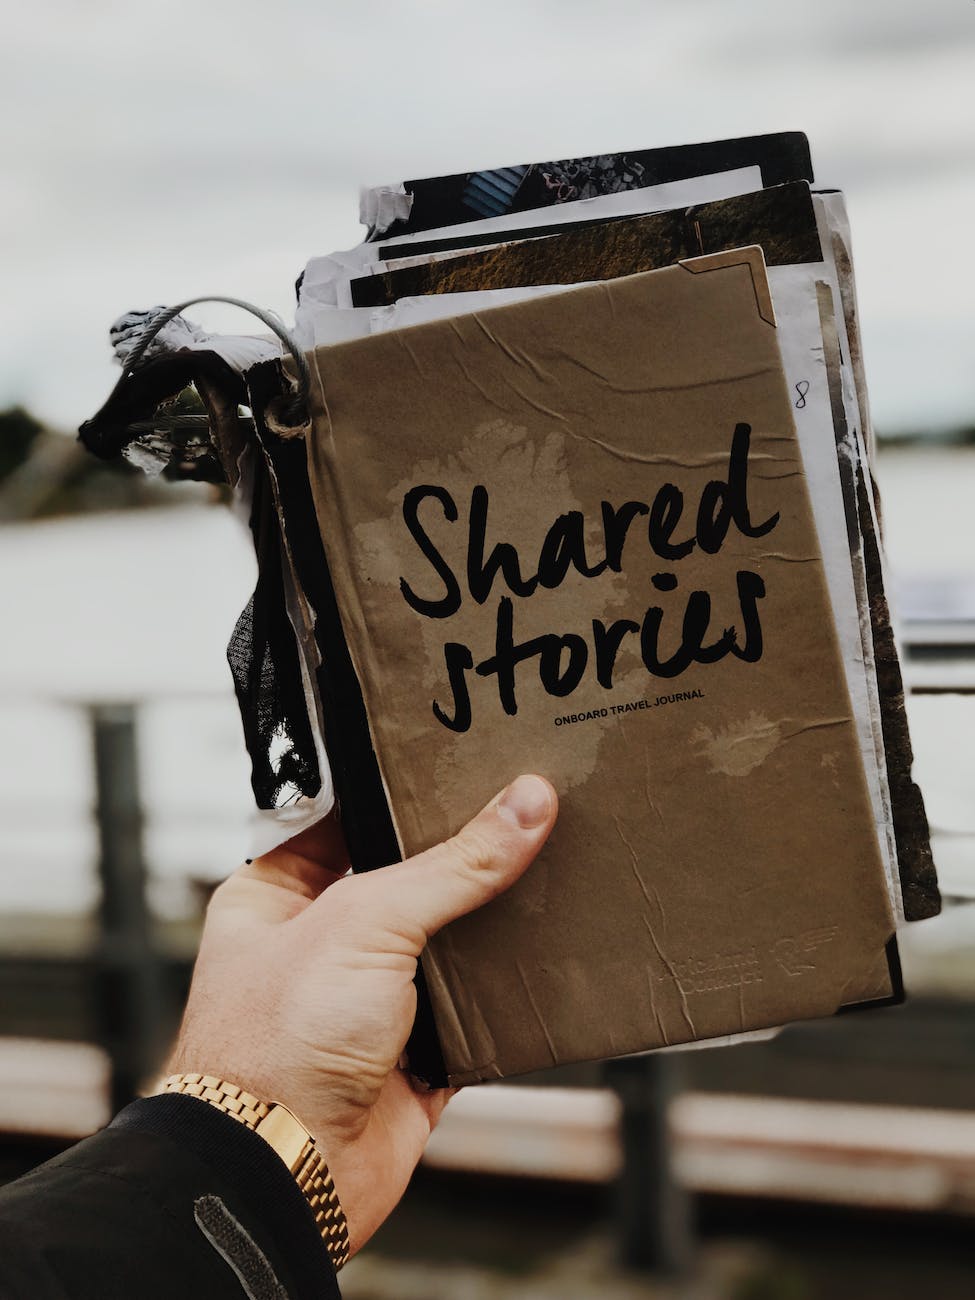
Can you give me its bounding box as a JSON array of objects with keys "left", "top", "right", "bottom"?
[{"left": 692, "top": 712, "right": 781, "bottom": 777}]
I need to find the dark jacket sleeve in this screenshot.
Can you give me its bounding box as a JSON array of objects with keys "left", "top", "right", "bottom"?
[{"left": 0, "top": 1093, "right": 340, "bottom": 1300}]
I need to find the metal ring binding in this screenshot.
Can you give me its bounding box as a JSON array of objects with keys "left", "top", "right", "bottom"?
[{"left": 122, "top": 296, "right": 309, "bottom": 436}]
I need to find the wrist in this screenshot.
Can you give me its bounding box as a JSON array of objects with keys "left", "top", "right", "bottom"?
[{"left": 156, "top": 1073, "right": 350, "bottom": 1271}]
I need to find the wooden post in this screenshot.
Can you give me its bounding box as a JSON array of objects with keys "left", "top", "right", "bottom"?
[
  {"left": 90, "top": 703, "right": 164, "bottom": 1115},
  {"left": 605, "top": 1053, "right": 693, "bottom": 1275}
]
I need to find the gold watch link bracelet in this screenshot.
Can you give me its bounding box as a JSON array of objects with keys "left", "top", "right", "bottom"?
[{"left": 157, "top": 1073, "right": 350, "bottom": 1271}]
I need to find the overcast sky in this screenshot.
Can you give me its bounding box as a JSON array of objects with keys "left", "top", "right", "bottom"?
[{"left": 3, "top": 0, "right": 973, "bottom": 434}]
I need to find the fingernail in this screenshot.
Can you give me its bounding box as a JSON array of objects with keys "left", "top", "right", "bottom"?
[{"left": 498, "top": 775, "right": 552, "bottom": 829}]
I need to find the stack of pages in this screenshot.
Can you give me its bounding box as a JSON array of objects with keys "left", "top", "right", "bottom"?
[
  {"left": 274, "top": 133, "right": 941, "bottom": 1085},
  {"left": 88, "top": 133, "right": 943, "bottom": 1086}
]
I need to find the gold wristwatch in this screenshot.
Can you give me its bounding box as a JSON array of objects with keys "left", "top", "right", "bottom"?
[{"left": 157, "top": 1073, "right": 350, "bottom": 1271}]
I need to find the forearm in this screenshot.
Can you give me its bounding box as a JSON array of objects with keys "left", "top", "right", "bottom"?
[{"left": 0, "top": 1095, "right": 339, "bottom": 1300}]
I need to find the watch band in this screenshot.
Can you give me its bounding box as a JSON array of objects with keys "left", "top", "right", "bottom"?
[{"left": 157, "top": 1073, "right": 350, "bottom": 1270}]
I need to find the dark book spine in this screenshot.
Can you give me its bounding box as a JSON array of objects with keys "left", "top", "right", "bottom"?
[{"left": 247, "top": 362, "right": 449, "bottom": 1086}]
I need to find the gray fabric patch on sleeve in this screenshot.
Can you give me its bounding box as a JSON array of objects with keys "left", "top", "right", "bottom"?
[{"left": 194, "top": 1193, "right": 291, "bottom": 1300}]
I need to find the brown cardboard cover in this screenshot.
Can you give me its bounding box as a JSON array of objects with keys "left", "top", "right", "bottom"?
[
  {"left": 351, "top": 184, "right": 938, "bottom": 924},
  {"left": 305, "top": 251, "right": 897, "bottom": 1085}
]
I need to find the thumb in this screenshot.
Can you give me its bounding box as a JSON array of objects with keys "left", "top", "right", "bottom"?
[{"left": 358, "top": 774, "right": 557, "bottom": 950}]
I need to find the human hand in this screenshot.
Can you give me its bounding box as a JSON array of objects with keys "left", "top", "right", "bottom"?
[{"left": 167, "top": 773, "right": 558, "bottom": 1257}]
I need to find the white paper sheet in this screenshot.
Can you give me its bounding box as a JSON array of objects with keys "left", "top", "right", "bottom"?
[{"left": 377, "top": 166, "right": 764, "bottom": 251}]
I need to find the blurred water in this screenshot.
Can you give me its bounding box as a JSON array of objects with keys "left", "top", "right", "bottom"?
[
  {"left": 0, "top": 504, "right": 257, "bottom": 917},
  {"left": 877, "top": 445, "right": 975, "bottom": 581}
]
